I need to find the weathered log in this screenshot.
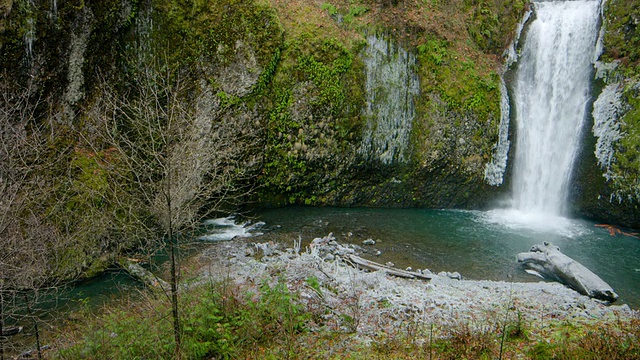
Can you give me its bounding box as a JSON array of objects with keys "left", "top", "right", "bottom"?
[
  {"left": 347, "top": 255, "right": 432, "bottom": 281},
  {"left": 0, "top": 326, "right": 23, "bottom": 336},
  {"left": 117, "top": 259, "right": 170, "bottom": 290},
  {"left": 517, "top": 242, "right": 618, "bottom": 302}
]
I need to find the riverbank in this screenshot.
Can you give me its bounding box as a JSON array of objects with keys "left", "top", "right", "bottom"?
[
  {"left": 196, "top": 234, "right": 636, "bottom": 339},
  {"left": 51, "top": 233, "right": 638, "bottom": 359}
]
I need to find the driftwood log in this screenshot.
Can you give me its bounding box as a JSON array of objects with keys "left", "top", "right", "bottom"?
[
  {"left": 117, "top": 259, "right": 170, "bottom": 290},
  {"left": 517, "top": 242, "right": 618, "bottom": 302},
  {"left": 347, "top": 255, "right": 432, "bottom": 281},
  {"left": 0, "top": 326, "right": 23, "bottom": 336}
]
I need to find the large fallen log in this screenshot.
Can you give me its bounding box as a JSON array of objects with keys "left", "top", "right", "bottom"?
[
  {"left": 347, "top": 254, "right": 432, "bottom": 281},
  {"left": 117, "top": 258, "right": 170, "bottom": 290},
  {"left": 0, "top": 326, "right": 23, "bottom": 336},
  {"left": 517, "top": 242, "right": 618, "bottom": 303}
]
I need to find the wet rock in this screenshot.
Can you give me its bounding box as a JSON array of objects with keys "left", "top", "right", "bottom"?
[{"left": 438, "top": 271, "right": 462, "bottom": 280}]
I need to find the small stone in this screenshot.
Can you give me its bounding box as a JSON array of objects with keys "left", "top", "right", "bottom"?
[
  {"left": 363, "top": 239, "right": 376, "bottom": 245},
  {"left": 405, "top": 267, "right": 412, "bottom": 272},
  {"left": 385, "top": 262, "right": 395, "bottom": 267},
  {"left": 375, "top": 250, "right": 382, "bottom": 256}
]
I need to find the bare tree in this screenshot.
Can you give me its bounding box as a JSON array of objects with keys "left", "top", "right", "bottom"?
[
  {"left": 95, "top": 57, "right": 261, "bottom": 356},
  {"left": 0, "top": 73, "right": 67, "bottom": 359}
]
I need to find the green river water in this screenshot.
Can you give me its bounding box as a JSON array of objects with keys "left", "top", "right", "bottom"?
[{"left": 253, "top": 207, "right": 640, "bottom": 308}]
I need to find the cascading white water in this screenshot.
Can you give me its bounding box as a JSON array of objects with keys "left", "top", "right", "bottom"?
[{"left": 511, "top": 0, "right": 600, "bottom": 216}]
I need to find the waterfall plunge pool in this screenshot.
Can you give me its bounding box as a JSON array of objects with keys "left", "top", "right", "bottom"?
[{"left": 252, "top": 207, "right": 640, "bottom": 308}]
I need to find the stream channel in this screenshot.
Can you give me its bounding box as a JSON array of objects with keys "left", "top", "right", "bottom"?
[{"left": 252, "top": 207, "right": 640, "bottom": 308}]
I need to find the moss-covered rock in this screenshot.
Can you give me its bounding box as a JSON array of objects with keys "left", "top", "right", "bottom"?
[{"left": 574, "top": 0, "right": 640, "bottom": 227}]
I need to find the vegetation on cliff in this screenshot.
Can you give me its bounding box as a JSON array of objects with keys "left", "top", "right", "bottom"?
[{"left": 601, "top": 0, "right": 640, "bottom": 203}]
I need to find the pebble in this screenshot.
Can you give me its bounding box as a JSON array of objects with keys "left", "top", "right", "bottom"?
[{"left": 363, "top": 239, "right": 376, "bottom": 245}]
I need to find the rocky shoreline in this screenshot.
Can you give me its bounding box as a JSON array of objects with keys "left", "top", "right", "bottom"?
[{"left": 196, "top": 234, "right": 637, "bottom": 339}]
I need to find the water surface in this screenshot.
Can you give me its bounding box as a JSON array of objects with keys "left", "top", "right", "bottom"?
[{"left": 253, "top": 207, "right": 640, "bottom": 308}]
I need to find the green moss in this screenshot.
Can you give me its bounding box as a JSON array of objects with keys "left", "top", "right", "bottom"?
[
  {"left": 259, "top": 35, "right": 365, "bottom": 205},
  {"left": 464, "top": 0, "right": 528, "bottom": 54},
  {"left": 155, "top": 0, "right": 283, "bottom": 72},
  {"left": 602, "top": 0, "right": 640, "bottom": 201},
  {"left": 68, "top": 148, "right": 112, "bottom": 208},
  {"left": 602, "top": 0, "right": 640, "bottom": 75},
  {"left": 417, "top": 38, "right": 500, "bottom": 122}
]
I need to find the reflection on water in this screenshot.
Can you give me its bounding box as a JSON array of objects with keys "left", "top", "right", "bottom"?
[{"left": 254, "top": 207, "right": 640, "bottom": 308}]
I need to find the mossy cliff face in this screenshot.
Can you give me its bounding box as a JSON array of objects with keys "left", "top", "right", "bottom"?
[
  {"left": 0, "top": 0, "right": 528, "bottom": 284},
  {"left": 1, "top": 0, "right": 285, "bottom": 280},
  {"left": 1, "top": 0, "right": 144, "bottom": 282},
  {"left": 5, "top": 0, "right": 640, "bottom": 281},
  {"left": 571, "top": 0, "right": 640, "bottom": 228},
  {"left": 257, "top": 0, "right": 526, "bottom": 208}
]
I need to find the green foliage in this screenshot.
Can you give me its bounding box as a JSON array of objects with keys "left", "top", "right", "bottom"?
[
  {"left": 259, "top": 35, "right": 364, "bottom": 205},
  {"left": 68, "top": 148, "right": 113, "bottom": 210},
  {"left": 253, "top": 46, "right": 282, "bottom": 96},
  {"left": 417, "top": 37, "right": 500, "bottom": 120},
  {"left": 321, "top": 2, "right": 339, "bottom": 16},
  {"left": 296, "top": 39, "right": 353, "bottom": 111},
  {"left": 417, "top": 38, "right": 448, "bottom": 66},
  {"left": 51, "top": 272, "right": 640, "bottom": 360},
  {"left": 602, "top": 0, "right": 640, "bottom": 74},
  {"left": 58, "top": 278, "right": 310, "bottom": 359},
  {"left": 344, "top": 5, "right": 369, "bottom": 24},
  {"left": 320, "top": 2, "right": 368, "bottom": 25},
  {"left": 305, "top": 276, "right": 322, "bottom": 294},
  {"left": 602, "top": 1, "right": 640, "bottom": 202},
  {"left": 215, "top": 91, "right": 242, "bottom": 108},
  {"left": 58, "top": 306, "right": 174, "bottom": 359},
  {"left": 155, "top": 0, "right": 283, "bottom": 70},
  {"left": 464, "top": 0, "right": 528, "bottom": 54}
]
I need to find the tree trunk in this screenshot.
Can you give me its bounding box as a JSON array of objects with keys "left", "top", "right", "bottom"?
[
  {"left": 168, "top": 193, "right": 181, "bottom": 359},
  {"left": 170, "top": 240, "right": 181, "bottom": 358},
  {"left": 1, "top": 292, "right": 4, "bottom": 360}
]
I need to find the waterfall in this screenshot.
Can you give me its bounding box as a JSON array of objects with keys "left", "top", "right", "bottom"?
[
  {"left": 484, "top": 8, "right": 531, "bottom": 186},
  {"left": 510, "top": 0, "right": 600, "bottom": 216},
  {"left": 24, "top": 13, "right": 36, "bottom": 62},
  {"left": 359, "top": 35, "right": 420, "bottom": 164},
  {"left": 484, "top": 78, "right": 512, "bottom": 186}
]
